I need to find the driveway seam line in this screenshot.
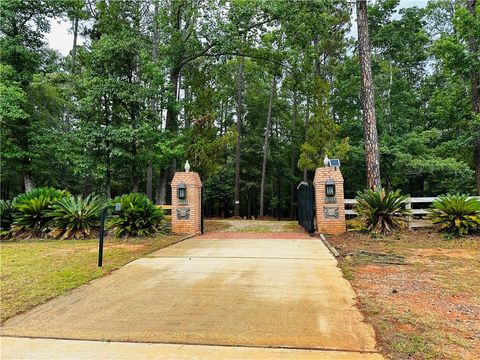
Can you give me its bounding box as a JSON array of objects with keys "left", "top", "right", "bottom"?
[
  {"left": 146, "top": 256, "right": 336, "bottom": 260},
  {"left": 0, "top": 335, "right": 382, "bottom": 355}
]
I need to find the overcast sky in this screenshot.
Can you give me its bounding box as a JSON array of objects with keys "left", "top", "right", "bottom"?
[{"left": 46, "top": 0, "right": 428, "bottom": 56}]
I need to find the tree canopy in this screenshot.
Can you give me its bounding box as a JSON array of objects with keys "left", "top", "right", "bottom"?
[{"left": 1, "top": 0, "right": 478, "bottom": 218}]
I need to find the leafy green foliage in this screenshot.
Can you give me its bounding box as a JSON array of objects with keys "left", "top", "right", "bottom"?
[
  {"left": 0, "top": 0, "right": 478, "bottom": 220},
  {"left": 298, "top": 79, "right": 349, "bottom": 171},
  {"left": 109, "top": 193, "right": 165, "bottom": 237},
  {"left": 427, "top": 194, "right": 480, "bottom": 236},
  {"left": 48, "top": 195, "right": 104, "bottom": 239},
  {"left": 185, "top": 115, "right": 236, "bottom": 177},
  {"left": 355, "top": 188, "right": 411, "bottom": 235},
  {"left": 0, "top": 199, "right": 14, "bottom": 237},
  {"left": 11, "top": 188, "right": 67, "bottom": 238}
]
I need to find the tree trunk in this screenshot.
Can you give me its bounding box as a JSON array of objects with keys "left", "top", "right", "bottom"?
[
  {"left": 150, "top": 0, "right": 159, "bottom": 114},
  {"left": 475, "top": 144, "right": 480, "bottom": 195},
  {"left": 303, "top": 99, "right": 310, "bottom": 182},
  {"left": 219, "top": 100, "right": 224, "bottom": 136},
  {"left": 149, "top": 1, "right": 159, "bottom": 202},
  {"left": 83, "top": 174, "right": 92, "bottom": 197},
  {"left": 467, "top": 0, "right": 480, "bottom": 194},
  {"left": 166, "top": 68, "right": 180, "bottom": 131},
  {"left": 71, "top": 17, "right": 78, "bottom": 73},
  {"left": 277, "top": 172, "right": 281, "bottom": 220},
  {"left": 104, "top": 95, "right": 112, "bottom": 198},
  {"left": 146, "top": 163, "right": 153, "bottom": 200},
  {"left": 158, "top": 170, "right": 168, "bottom": 204},
  {"left": 158, "top": 159, "right": 176, "bottom": 204},
  {"left": 131, "top": 141, "right": 139, "bottom": 192},
  {"left": 234, "top": 58, "right": 244, "bottom": 217},
  {"left": 356, "top": 0, "right": 381, "bottom": 190},
  {"left": 184, "top": 85, "right": 190, "bottom": 128},
  {"left": 468, "top": 0, "right": 479, "bottom": 114},
  {"left": 259, "top": 76, "right": 277, "bottom": 218},
  {"left": 106, "top": 166, "right": 111, "bottom": 199},
  {"left": 247, "top": 188, "right": 251, "bottom": 219},
  {"left": 23, "top": 172, "right": 34, "bottom": 192},
  {"left": 63, "top": 16, "right": 79, "bottom": 129},
  {"left": 387, "top": 61, "right": 393, "bottom": 133},
  {"left": 290, "top": 92, "right": 298, "bottom": 219},
  {"left": 155, "top": 169, "right": 162, "bottom": 204}
]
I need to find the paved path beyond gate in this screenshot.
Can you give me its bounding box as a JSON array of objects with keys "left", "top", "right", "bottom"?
[{"left": 1, "top": 227, "right": 383, "bottom": 359}]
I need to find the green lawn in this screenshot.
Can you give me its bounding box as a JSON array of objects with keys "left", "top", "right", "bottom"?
[{"left": 0, "top": 235, "right": 180, "bottom": 323}]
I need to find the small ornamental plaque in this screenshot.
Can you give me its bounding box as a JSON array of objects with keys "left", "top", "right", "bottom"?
[
  {"left": 325, "top": 197, "right": 337, "bottom": 204},
  {"left": 177, "top": 208, "right": 190, "bottom": 220},
  {"left": 323, "top": 206, "right": 339, "bottom": 219}
]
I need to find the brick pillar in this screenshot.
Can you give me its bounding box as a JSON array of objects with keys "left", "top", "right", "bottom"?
[
  {"left": 171, "top": 171, "right": 202, "bottom": 235},
  {"left": 313, "top": 167, "right": 346, "bottom": 235}
]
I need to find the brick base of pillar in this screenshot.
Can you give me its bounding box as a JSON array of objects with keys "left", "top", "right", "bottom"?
[
  {"left": 313, "top": 167, "right": 346, "bottom": 235},
  {"left": 171, "top": 172, "right": 202, "bottom": 235}
]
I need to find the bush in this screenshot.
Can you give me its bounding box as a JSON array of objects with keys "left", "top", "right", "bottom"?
[
  {"left": 427, "top": 194, "right": 480, "bottom": 236},
  {"left": 108, "top": 193, "right": 164, "bottom": 237},
  {"left": 0, "top": 199, "right": 14, "bottom": 238},
  {"left": 355, "top": 188, "right": 411, "bottom": 235},
  {"left": 48, "top": 195, "right": 105, "bottom": 239},
  {"left": 11, "top": 187, "right": 68, "bottom": 238}
]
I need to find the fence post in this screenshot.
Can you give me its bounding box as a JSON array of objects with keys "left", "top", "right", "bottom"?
[{"left": 405, "top": 197, "right": 412, "bottom": 230}]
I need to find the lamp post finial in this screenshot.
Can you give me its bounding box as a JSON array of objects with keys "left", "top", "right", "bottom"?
[{"left": 323, "top": 155, "right": 330, "bottom": 167}]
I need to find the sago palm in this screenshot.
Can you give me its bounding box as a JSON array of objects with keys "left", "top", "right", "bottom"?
[
  {"left": 48, "top": 195, "right": 105, "bottom": 239},
  {"left": 427, "top": 194, "right": 480, "bottom": 236},
  {"left": 355, "top": 188, "right": 411, "bottom": 235},
  {"left": 11, "top": 187, "right": 68, "bottom": 238},
  {"left": 0, "top": 199, "right": 14, "bottom": 238},
  {"left": 108, "top": 193, "right": 165, "bottom": 237}
]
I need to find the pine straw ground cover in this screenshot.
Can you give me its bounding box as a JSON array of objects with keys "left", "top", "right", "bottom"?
[
  {"left": 327, "top": 230, "right": 480, "bottom": 360},
  {"left": 0, "top": 235, "right": 180, "bottom": 323}
]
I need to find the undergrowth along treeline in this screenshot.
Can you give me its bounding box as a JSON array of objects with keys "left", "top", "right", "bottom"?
[{"left": 0, "top": 188, "right": 166, "bottom": 240}]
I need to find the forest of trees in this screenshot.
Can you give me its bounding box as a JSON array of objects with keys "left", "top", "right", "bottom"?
[{"left": 1, "top": 0, "right": 479, "bottom": 218}]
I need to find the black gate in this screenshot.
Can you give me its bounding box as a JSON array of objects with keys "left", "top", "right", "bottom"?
[{"left": 297, "top": 182, "right": 315, "bottom": 233}]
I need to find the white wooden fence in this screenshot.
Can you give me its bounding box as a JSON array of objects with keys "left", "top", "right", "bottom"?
[{"left": 345, "top": 196, "right": 480, "bottom": 229}]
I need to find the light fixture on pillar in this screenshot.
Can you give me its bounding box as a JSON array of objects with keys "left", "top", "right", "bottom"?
[
  {"left": 177, "top": 182, "right": 186, "bottom": 199},
  {"left": 184, "top": 160, "right": 190, "bottom": 172}
]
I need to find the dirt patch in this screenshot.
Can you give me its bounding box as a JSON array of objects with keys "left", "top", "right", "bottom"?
[
  {"left": 411, "top": 248, "right": 478, "bottom": 259},
  {"left": 328, "top": 230, "right": 480, "bottom": 360}
]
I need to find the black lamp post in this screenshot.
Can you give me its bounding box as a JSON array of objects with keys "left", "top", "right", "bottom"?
[{"left": 98, "top": 203, "right": 121, "bottom": 267}]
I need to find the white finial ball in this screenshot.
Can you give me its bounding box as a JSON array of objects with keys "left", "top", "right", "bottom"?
[
  {"left": 184, "top": 160, "right": 190, "bottom": 172},
  {"left": 323, "top": 155, "right": 330, "bottom": 167}
]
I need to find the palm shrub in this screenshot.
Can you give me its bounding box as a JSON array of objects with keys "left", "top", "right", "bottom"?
[
  {"left": 48, "top": 195, "right": 105, "bottom": 239},
  {"left": 0, "top": 199, "right": 14, "bottom": 238},
  {"left": 108, "top": 193, "right": 165, "bottom": 237},
  {"left": 11, "top": 187, "right": 68, "bottom": 238},
  {"left": 427, "top": 194, "right": 480, "bottom": 236},
  {"left": 355, "top": 188, "right": 411, "bottom": 235}
]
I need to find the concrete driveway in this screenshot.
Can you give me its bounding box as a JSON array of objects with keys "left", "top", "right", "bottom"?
[{"left": 1, "top": 232, "right": 383, "bottom": 359}]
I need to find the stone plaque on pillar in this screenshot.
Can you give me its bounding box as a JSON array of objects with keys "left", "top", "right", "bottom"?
[
  {"left": 171, "top": 170, "right": 202, "bottom": 235},
  {"left": 313, "top": 166, "right": 346, "bottom": 234}
]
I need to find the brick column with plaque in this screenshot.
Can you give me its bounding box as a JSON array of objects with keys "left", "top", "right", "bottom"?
[
  {"left": 171, "top": 171, "right": 202, "bottom": 235},
  {"left": 313, "top": 166, "right": 346, "bottom": 234}
]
